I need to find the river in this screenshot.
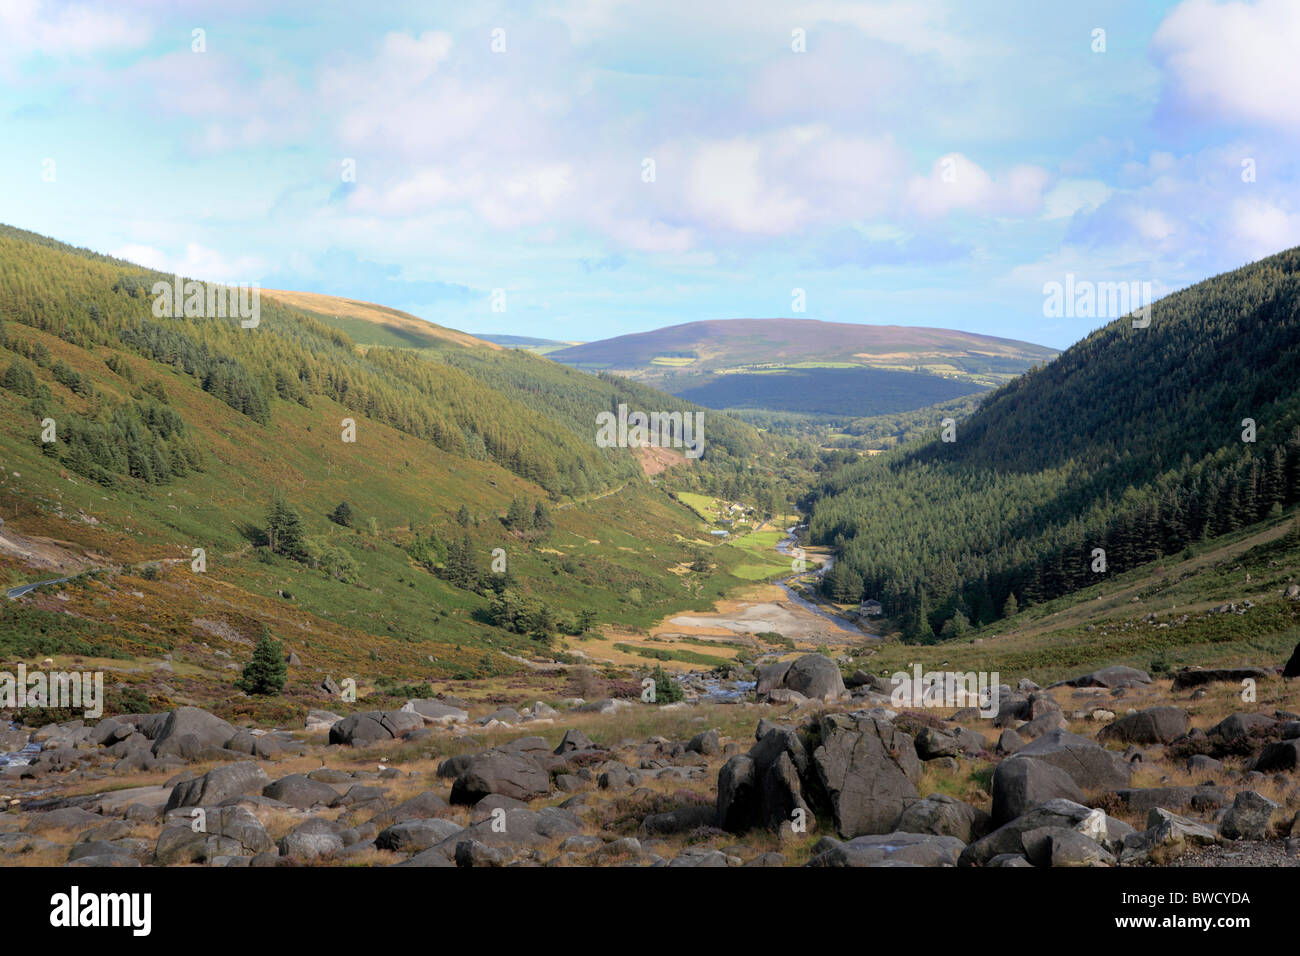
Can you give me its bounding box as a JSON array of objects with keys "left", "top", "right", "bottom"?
[{"left": 774, "top": 525, "right": 874, "bottom": 638}]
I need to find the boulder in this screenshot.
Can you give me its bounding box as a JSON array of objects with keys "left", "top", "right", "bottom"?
[
  {"left": 1098, "top": 707, "right": 1189, "bottom": 745},
  {"left": 1109, "top": 786, "right": 1228, "bottom": 817},
  {"left": 262, "top": 774, "right": 340, "bottom": 810},
  {"left": 812, "top": 714, "right": 920, "bottom": 837},
  {"left": 1014, "top": 729, "right": 1131, "bottom": 790},
  {"left": 914, "top": 727, "right": 959, "bottom": 760},
  {"left": 375, "top": 818, "right": 465, "bottom": 852},
  {"left": 806, "top": 831, "right": 965, "bottom": 867},
  {"left": 783, "top": 654, "right": 846, "bottom": 701},
  {"left": 1252, "top": 739, "right": 1300, "bottom": 772},
  {"left": 153, "top": 806, "right": 271, "bottom": 864},
  {"left": 164, "top": 763, "right": 270, "bottom": 811},
  {"left": 402, "top": 699, "right": 469, "bottom": 724},
  {"left": 717, "top": 726, "right": 812, "bottom": 833},
  {"left": 640, "top": 805, "right": 718, "bottom": 836},
  {"left": 1220, "top": 791, "right": 1281, "bottom": 840},
  {"left": 1055, "top": 666, "right": 1151, "bottom": 689},
  {"left": 554, "top": 728, "right": 595, "bottom": 754},
  {"left": 1021, "top": 826, "right": 1114, "bottom": 867},
  {"left": 279, "top": 818, "right": 344, "bottom": 859},
  {"left": 687, "top": 729, "right": 721, "bottom": 756},
  {"left": 328, "top": 711, "right": 424, "bottom": 746},
  {"left": 960, "top": 800, "right": 1133, "bottom": 867},
  {"left": 1171, "top": 667, "right": 1272, "bottom": 690},
  {"left": 1208, "top": 712, "right": 1278, "bottom": 742},
  {"left": 1118, "top": 808, "right": 1219, "bottom": 865},
  {"left": 150, "top": 707, "right": 237, "bottom": 758},
  {"left": 897, "top": 793, "right": 990, "bottom": 844},
  {"left": 449, "top": 751, "right": 551, "bottom": 804},
  {"left": 991, "top": 757, "right": 1086, "bottom": 825}
]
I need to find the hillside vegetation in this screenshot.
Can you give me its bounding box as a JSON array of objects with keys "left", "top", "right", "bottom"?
[
  {"left": 804, "top": 248, "right": 1300, "bottom": 642},
  {"left": 0, "top": 224, "right": 809, "bottom": 717}
]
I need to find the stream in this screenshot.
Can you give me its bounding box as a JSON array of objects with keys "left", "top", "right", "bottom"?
[{"left": 774, "top": 525, "right": 873, "bottom": 638}]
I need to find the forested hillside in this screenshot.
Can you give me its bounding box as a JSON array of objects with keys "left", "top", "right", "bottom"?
[
  {"left": 805, "top": 247, "right": 1300, "bottom": 641},
  {"left": 0, "top": 224, "right": 768, "bottom": 499},
  {"left": 0, "top": 224, "right": 809, "bottom": 701}
]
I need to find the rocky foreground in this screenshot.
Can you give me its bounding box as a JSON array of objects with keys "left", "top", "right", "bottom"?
[{"left": 2, "top": 655, "right": 1299, "bottom": 867}]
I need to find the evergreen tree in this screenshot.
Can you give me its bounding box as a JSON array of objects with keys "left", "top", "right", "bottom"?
[
  {"left": 266, "top": 494, "right": 308, "bottom": 561},
  {"left": 329, "top": 501, "right": 354, "bottom": 527},
  {"left": 505, "top": 496, "right": 530, "bottom": 531},
  {"left": 1002, "top": 592, "right": 1019, "bottom": 619},
  {"left": 236, "top": 629, "right": 287, "bottom": 695}
]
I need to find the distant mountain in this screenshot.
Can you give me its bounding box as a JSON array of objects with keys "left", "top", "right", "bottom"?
[
  {"left": 551, "top": 318, "right": 1056, "bottom": 417},
  {"left": 476, "top": 334, "right": 582, "bottom": 355}
]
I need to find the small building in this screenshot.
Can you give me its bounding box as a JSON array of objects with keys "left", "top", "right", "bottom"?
[{"left": 859, "top": 599, "right": 883, "bottom": 617}]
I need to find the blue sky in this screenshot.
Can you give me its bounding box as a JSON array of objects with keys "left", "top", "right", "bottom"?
[{"left": 3, "top": 0, "right": 1299, "bottom": 349}]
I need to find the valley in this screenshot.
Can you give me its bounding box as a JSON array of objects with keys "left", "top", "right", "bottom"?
[{"left": 2, "top": 226, "right": 1300, "bottom": 873}]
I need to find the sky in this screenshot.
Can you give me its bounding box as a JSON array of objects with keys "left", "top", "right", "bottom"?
[{"left": 2, "top": 0, "right": 1300, "bottom": 350}]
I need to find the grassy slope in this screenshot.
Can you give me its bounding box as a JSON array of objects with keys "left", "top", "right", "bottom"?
[
  {"left": 0, "top": 230, "right": 798, "bottom": 720},
  {"left": 856, "top": 510, "right": 1300, "bottom": 686}
]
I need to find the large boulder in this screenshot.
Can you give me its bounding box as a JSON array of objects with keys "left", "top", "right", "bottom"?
[
  {"left": 279, "top": 818, "right": 344, "bottom": 859},
  {"left": 1109, "top": 786, "right": 1228, "bottom": 817},
  {"left": 960, "top": 800, "right": 1134, "bottom": 867},
  {"left": 1118, "top": 808, "right": 1219, "bottom": 865},
  {"left": 756, "top": 655, "right": 844, "bottom": 702},
  {"left": 1014, "top": 729, "right": 1131, "bottom": 790},
  {"left": 329, "top": 710, "right": 424, "bottom": 746},
  {"left": 991, "top": 756, "right": 1085, "bottom": 825},
  {"left": 1252, "top": 739, "right": 1300, "bottom": 773},
  {"left": 1055, "top": 666, "right": 1151, "bottom": 689},
  {"left": 717, "top": 726, "right": 812, "bottom": 833},
  {"left": 812, "top": 713, "right": 921, "bottom": 837},
  {"left": 1022, "top": 826, "right": 1115, "bottom": 867},
  {"left": 375, "top": 818, "right": 465, "bottom": 852},
  {"left": 449, "top": 751, "right": 551, "bottom": 804},
  {"left": 897, "top": 793, "right": 990, "bottom": 844},
  {"left": 1098, "top": 707, "right": 1189, "bottom": 745},
  {"left": 1220, "top": 791, "right": 1281, "bottom": 840},
  {"left": 403, "top": 699, "right": 469, "bottom": 724},
  {"left": 150, "top": 707, "right": 237, "bottom": 758},
  {"left": 262, "top": 774, "right": 340, "bottom": 810},
  {"left": 1208, "top": 712, "right": 1278, "bottom": 742},
  {"left": 153, "top": 806, "right": 271, "bottom": 864},
  {"left": 784, "top": 655, "right": 846, "bottom": 701},
  {"left": 164, "top": 763, "right": 270, "bottom": 811},
  {"left": 806, "top": 831, "right": 965, "bottom": 867},
  {"left": 1171, "top": 667, "right": 1272, "bottom": 690},
  {"left": 755, "top": 661, "right": 793, "bottom": 697},
  {"left": 554, "top": 728, "right": 595, "bottom": 754}
]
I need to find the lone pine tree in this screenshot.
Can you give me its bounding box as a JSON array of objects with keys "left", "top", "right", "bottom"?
[{"left": 237, "top": 629, "right": 287, "bottom": 695}]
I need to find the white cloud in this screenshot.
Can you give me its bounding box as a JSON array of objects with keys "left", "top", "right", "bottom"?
[
  {"left": 1153, "top": 0, "right": 1300, "bottom": 132},
  {"left": 1229, "top": 197, "right": 1300, "bottom": 259},
  {"left": 111, "top": 242, "right": 266, "bottom": 284},
  {"left": 1043, "top": 179, "right": 1113, "bottom": 219},
  {"left": 0, "top": 0, "right": 149, "bottom": 58},
  {"left": 685, "top": 139, "right": 808, "bottom": 235},
  {"left": 906, "top": 153, "right": 1048, "bottom": 218}
]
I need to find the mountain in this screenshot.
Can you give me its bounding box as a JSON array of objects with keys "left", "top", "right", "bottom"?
[
  {"left": 805, "top": 247, "right": 1300, "bottom": 641},
  {"left": 476, "top": 334, "right": 582, "bottom": 355},
  {"left": 550, "top": 318, "right": 1056, "bottom": 417},
  {"left": 0, "top": 224, "right": 800, "bottom": 712}
]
